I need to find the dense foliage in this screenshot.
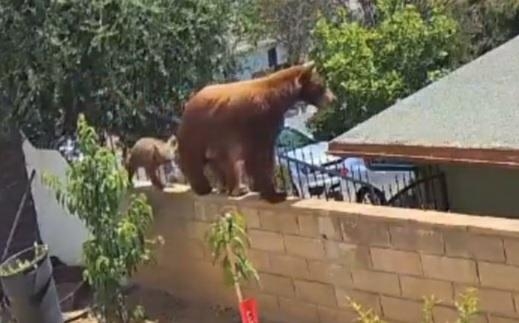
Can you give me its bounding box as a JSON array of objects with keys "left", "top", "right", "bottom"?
[
  {"left": 445, "top": 0, "right": 519, "bottom": 61},
  {"left": 43, "top": 115, "right": 162, "bottom": 322},
  {"left": 242, "top": 0, "right": 352, "bottom": 63},
  {"left": 308, "top": 0, "right": 458, "bottom": 139},
  {"left": 349, "top": 288, "right": 479, "bottom": 323},
  {"left": 0, "top": 0, "right": 239, "bottom": 147}
]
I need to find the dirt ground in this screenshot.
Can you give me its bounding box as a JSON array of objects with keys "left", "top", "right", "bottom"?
[{"left": 73, "top": 286, "right": 243, "bottom": 323}]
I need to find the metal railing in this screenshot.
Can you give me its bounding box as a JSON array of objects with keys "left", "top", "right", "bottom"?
[{"left": 273, "top": 147, "right": 449, "bottom": 211}]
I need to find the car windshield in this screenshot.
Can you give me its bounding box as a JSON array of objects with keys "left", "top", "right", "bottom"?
[{"left": 277, "top": 127, "right": 315, "bottom": 149}]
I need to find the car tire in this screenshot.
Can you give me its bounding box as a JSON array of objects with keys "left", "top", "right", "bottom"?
[{"left": 356, "top": 186, "right": 386, "bottom": 205}]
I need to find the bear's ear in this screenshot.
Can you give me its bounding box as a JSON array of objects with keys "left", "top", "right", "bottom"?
[
  {"left": 298, "top": 61, "right": 316, "bottom": 86},
  {"left": 167, "top": 135, "right": 178, "bottom": 151},
  {"left": 302, "top": 60, "right": 315, "bottom": 69}
]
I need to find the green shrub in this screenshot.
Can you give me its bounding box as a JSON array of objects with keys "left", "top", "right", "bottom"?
[
  {"left": 309, "top": 0, "right": 458, "bottom": 140},
  {"left": 43, "top": 114, "right": 162, "bottom": 323}
]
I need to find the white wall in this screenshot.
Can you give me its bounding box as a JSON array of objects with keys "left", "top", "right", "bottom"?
[
  {"left": 22, "top": 139, "right": 89, "bottom": 265},
  {"left": 234, "top": 42, "right": 288, "bottom": 80}
]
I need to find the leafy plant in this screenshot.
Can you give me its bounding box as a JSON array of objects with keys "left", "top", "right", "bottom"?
[
  {"left": 237, "top": 0, "right": 351, "bottom": 63},
  {"left": 422, "top": 295, "right": 440, "bottom": 323},
  {"left": 455, "top": 288, "right": 479, "bottom": 323},
  {"left": 440, "top": 0, "right": 519, "bottom": 62},
  {"left": 0, "top": 244, "right": 48, "bottom": 277},
  {"left": 347, "top": 288, "right": 479, "bottom": 323},
  {"left": 347, "top": 296, "right": 386, "bottom": 323},
  {"left": 206, "top": 210, "right": 259, "bottom": 288},
  {"left": 0, "top": 0, "right": 240, "bottom": 147},
  {"left": 43, "top": 114, "right": 162, "bottom": 323},
  {"left": 309, "top": 0, "right": 458, "bottom": 139}
]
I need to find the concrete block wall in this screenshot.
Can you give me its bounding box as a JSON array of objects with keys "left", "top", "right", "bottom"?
[{"left": 135, "top": 185, "right": 519, "bottom": 323}]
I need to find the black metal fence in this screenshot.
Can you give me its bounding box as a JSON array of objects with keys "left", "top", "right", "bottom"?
[{"left": 274, "top": 148, "right": 449, "bottom": 212}]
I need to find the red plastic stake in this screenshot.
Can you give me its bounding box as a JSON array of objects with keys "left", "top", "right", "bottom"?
[{"left": 239, "top": 298, "right": 259, "bottom": 323}]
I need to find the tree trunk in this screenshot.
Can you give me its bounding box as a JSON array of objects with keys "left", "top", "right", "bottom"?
[{"left": 0, "top": 130, "right": 40, "bottom": 258}]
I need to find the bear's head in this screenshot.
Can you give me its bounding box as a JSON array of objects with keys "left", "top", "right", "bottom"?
[{"left": 297, "top": 61, "right": 336, "bottom": 109}]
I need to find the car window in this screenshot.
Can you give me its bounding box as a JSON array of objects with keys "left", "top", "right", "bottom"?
[{"left": 277, "top": 127, "right": 315, "bottom": 149}]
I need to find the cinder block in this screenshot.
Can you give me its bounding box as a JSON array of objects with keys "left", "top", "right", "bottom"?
[
  {"left": 307, "top": 261, "right": 353, "bottom": 288},
  {"left": 318, "top": 306, "right": 358, "bottom": 323},
  {"left": 318, "top": 216, "right": 342, "bottom": 240},
  {"left": 488, "top": 315, "right": 519, "bottom": 323},
  {"left": 278, "top": 297, "right": 319, "bottom": 323},
  {"left": 249, "top": 230, "right": 285, "bottom": 252},
  {"left": 268, "top": 254, "right": 310, "bottom": 279},
  {"left": 371, "top": 248, "right": 422, "bottom": 275},
  {"left": 400, "top": 275, "right": 454, "bottom": 304},
  {"left": 241, "top": 207, "right": 260, "bottom": 228},
  {"left": 479, "top": 262, "right": 519, "bottom": 291},
  {"left": 351, "top": 269, "right": 400, "bottom": 295},
  {"left": 294, "top": 280, "right": 337, "bottom": 307},
  {"left": 421, "top": 254, "right": 478, "bottom": 284},
  {"left": 299, "top": 215, "right": 319, "bottom": 237},
  {"left": 187, "top": 221, "right": 211, "bottom": 240},
  {"left": 254, "top": 293, "right": 279, "bottom": 316},
  {"left": 340, "top": 217, "right": 390, "bottom": 247},
  {"left": 259, "top": 210, "right": 299, "bottom": 234},
  {"left": 445, "top": 231, "right": 505, "bottom": 262},
  {"left": 504, "top": 239, "right": 519, "bottom": 266},
  {"left": 259, "top": 273, "right": 295, "bottom": 297},
  {"left": 247, "top": 249, "right": 270, "bottom": 271},
  {"left": 285, "top": 235, "right": 326, "bottom": 259},
  {"left": 186, "top": 239, "right": 206, "bottom": 260},
  {"left": 325, "top": 241, "right": 371, "bottom": 269},
  {"left": 203, "top": 202, "right": 222, "bottom": 222},
  {"left": 390, "top": 224, "right": 444, "bottom": 255},
  {"left": 380, "top": 296, "right": 422, "bottom": 323}
]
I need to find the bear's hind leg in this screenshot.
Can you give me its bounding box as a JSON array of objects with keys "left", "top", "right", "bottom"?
[
  {"left": 205, "top": 160, "right": 227, "bottom": 194},
  {"left": 180, "top": 154, "right": 212, "bottom": 195},
  {"left": 218, "top": 148, "right": 249, "bottom": 197},
  {"left": 245, "top": 148, "right": 286, "bottom": 203},
  {"left": 146, "top": 165, "right": 165, "bottom": 190},
  {"left": 229, "top": 159, "right": 249, "bottom": 197}
]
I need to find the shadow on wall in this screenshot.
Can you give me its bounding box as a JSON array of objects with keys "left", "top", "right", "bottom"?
[{"left": 22, "top": 138, "right": 89, "bottom": 266}]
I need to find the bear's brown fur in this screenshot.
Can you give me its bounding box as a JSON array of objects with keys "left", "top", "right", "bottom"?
[
  {"left": 125, "top": 135, "right": 178, "bottom": 189},
  {"left": 177, "top": 62, "right": 335, "bottom": 203}
]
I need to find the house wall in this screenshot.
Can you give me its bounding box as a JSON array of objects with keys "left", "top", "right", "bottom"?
[
  {"left": 440, "top": 164, "right": 519, "bottom": 218},
  {"left": 235, "top": 43, "right": 288, "bottom": 80},
  {"left": 22, "top": 139, "right": 89, "bottom": 265},
  {"left": 135, "top": 184, "right": 519, "bottom": 323}
]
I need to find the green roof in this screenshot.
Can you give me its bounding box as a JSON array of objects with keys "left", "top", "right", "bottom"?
[{"left": 331, "top": 35, "right": 519, "bottom": 152}]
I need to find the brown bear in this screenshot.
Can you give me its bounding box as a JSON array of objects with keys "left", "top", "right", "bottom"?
[
  {"left": 177, "top": 61, "right": 335, "bottom": 203},
  {"left": 124, "top": 135, "right": 178, "bottom": 190},
  {"left": 204, "top": 146, "right": 250, "bottom": 196}
]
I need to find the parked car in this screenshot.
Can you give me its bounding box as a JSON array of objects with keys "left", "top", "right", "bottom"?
[{"left": 275, "top": 126, "right": 417, "bottom": 204}]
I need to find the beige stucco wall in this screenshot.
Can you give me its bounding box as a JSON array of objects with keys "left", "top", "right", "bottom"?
[
  {"left": 135, "top": 184, "right": 519, "bottom": 323},
  {"left": 440, "top": 164, "right": 519, "bottom": 218}
]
